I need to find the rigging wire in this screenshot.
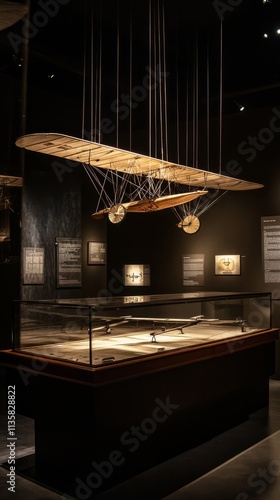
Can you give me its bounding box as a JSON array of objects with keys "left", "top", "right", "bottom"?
[
  {"left": 83, "top": 160, "right": 171, "bottom": 212},
  {"left": 81, "top": 1, "right": 229, "bottom": 226}
]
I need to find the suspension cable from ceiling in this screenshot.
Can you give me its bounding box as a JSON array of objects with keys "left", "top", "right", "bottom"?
[
  {"left": 90, "top": 1, "right": 94, "bottom": 141},
  {"left": 81, "top": 1, "right": 87, "bottom": 139},
  {"left": 157, "top": 0, "right": 164, "bottom": 161},
  {"left": 129, "top": 8, "right": 133, "bottom": 152},
  {"left": 153, "top": 1, "right": 158, "bottom": 159},
  {"left": 207, "top": 29, "right": 210, "bottom": 171},
  {"left": 185, "top": 41, "right": 189, "bottom": 167},
  {"left": 81, "top": 0, "right": 103, "bottom": 143},
  {"left": 162, "top": 1, "right": 168, "bottom": 162},
  {"left": 219, "top": 19, "right": 223, "bottom": 174},
  {"left": 195, "top": 29, "right": 199, "bottom": 168},
  {"left": 149, "top": 0, "right": 152, "bottom": 158},
  {"left": 116, "top": 0, "right": 120, "bottom": 148},
  {"left": 176, "top": 28, "right": 180, "bottom": 165},
  {"left": 148, "top": 0, "right": 169, "bottom": 167},
  {"left": 98, "top": 2, "right": 103, "bottom": 143},
  {"left": 192, "top": 35, "right": 196, "bottom": 168}
]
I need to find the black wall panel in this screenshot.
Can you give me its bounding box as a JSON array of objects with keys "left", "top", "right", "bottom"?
[{"left": 21, "top": 153, "right": 82, "bottom": 300}]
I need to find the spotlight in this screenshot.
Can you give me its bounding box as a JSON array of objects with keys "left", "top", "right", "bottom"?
[
  {"left": 234, "top": 101, "right": 245, "bottom": 112},
  {"left": 263, "top": 33, "right": 269, "bottom": 38},
  {"left": 12, "top": 55, "right": 23, "bottom": 67},
  {"left": 277, "top": 29, "right": 280, "bottom": 35}
]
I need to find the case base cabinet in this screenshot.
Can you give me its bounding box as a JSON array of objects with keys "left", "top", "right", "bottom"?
[{"left": 1, "top": 331, "right": 278, "bottom": 498}]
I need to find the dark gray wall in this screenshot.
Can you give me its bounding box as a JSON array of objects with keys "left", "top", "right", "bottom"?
[
  {"left": 106, "top": 105, "right": 280, "bottom": 297},
  {"left": 1, "top": 70, "right": 280, "bottom": 379},
  {"left": 21, "top": 152, "right": 82, "bottom": 300}
]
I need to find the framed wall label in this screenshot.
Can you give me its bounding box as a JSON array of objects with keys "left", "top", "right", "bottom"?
[
  {"left": 124, "top": 264, "right": 150, "bottom": 286},
  {"left": 23, "top": 247, "right": 44, "bottom": 284},
  {"left": 215, "top": 255, "right": 240, "bottom": 275},
  {"left": 183, "top": 254, "right": 204, "bottom": 286},
  {"left": 87, "top": 241, "right": 107, "bottom": 265},
  {"left": 261, "top": 216, "right": 280, "bottom": 284},
  {"left": 56, "top": 237, "right": 82, "bottom": 288}
]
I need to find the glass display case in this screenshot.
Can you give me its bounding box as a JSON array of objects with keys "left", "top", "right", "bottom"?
[{"left": 12, "top": 291, "right": 272, "bottom": 366}]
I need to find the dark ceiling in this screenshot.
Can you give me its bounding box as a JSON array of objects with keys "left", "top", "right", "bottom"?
[
  {"left": 1, "top": 0, "right": 280, "bottom": 151},
  {"left": 1, "top": 0, "right": 280, "bottom": 100}
]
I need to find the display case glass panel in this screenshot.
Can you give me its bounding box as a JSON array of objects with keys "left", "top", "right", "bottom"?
[{"left": 13, "top": 292, "right": 272, "bottom": 366}]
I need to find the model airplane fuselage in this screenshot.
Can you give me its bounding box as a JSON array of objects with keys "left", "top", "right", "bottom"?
[{"left": 92, "top": 190, "right": 208, "bottom": 220}]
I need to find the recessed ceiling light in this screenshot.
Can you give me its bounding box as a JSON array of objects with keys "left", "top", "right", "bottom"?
[
  {"left": 234, "top": 101, "right": 245, "bottom": 112},
  {"left": 263, "top": 33, "right": 268, "bottom": 38}
]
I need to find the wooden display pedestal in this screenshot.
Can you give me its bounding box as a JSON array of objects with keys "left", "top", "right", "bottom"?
[{"left": 0, "top": 328, "right": 278, "bottom": 498}]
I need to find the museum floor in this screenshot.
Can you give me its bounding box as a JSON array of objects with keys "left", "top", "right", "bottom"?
[{"left": 0, "top": 373, "right": 280, "bottom": 499}]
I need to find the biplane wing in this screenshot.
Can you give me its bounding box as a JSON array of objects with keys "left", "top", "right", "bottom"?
[
  {"left": 15, "top": 133, "right": 263, "bottom": 191},
  {"left": 92, "top": 190, "right": 208, "bottom": 219}
]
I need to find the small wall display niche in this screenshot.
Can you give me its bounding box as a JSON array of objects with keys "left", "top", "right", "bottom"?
[
  {"left": 215, "top": 255, "right": 240, "bottom": 275},
  {"left": 124, "top": 264, "right": 151, "bottom": 286}
]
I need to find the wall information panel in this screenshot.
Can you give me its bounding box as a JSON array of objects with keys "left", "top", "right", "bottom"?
[
  {"left": 183, "top": 254, "right": 204, "bottom": 286},
  {"left": 262, "top": 216, "right": 280, "bottom": 284},
  {"left": 56, "top": 237, "right": 82, "bottom": 288}
]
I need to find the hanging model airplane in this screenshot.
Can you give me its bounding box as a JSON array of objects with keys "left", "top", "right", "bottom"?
[{"left": 15, "top": 132, "right": 263, "bottom": 225}]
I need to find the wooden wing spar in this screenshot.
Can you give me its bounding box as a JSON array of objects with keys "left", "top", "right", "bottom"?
[{"left": 15, "top": 133, "right": 263, "bottom": 191}]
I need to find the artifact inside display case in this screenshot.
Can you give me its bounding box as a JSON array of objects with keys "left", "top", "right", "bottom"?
[{"left": 13, "top": 292, "right": 272, "bottom": 366}]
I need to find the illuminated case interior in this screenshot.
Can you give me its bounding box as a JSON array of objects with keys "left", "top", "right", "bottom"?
[{"left": 12, "top": 292, "right": 272, "bottom": 366}]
